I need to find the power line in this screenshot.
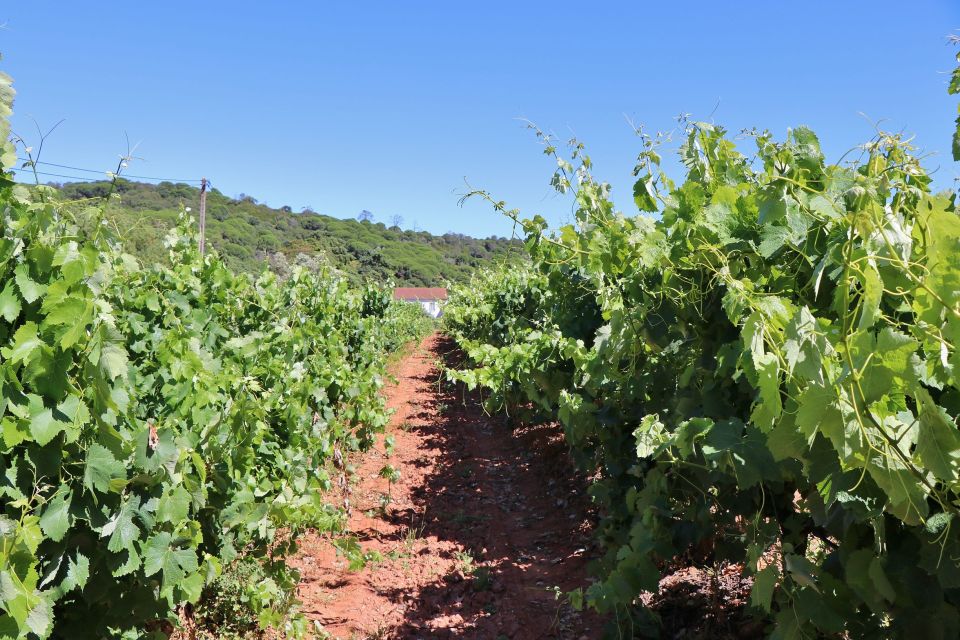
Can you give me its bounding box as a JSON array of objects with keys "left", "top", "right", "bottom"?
[
  {"left": 17, "top": 159, "right": 111, "bottom": 175},
  {"left": 15, "top": 158, "right": 204, "bottom": 183},
  {"left": 15, "top": 169, "right": 104, "bottom": 182}
]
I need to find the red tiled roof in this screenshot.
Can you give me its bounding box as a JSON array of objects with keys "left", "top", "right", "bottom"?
[{"left": 393, "top": 287, "right": 448, "bottom": 301}]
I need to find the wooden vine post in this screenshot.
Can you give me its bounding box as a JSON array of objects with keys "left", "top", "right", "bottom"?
[{"left": 199, "top": 177, "right": 208, "bottom": 256}]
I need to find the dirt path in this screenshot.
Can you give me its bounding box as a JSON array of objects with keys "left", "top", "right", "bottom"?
[{"left": 289, "top": 333, "right": 601, "bottom": 639}]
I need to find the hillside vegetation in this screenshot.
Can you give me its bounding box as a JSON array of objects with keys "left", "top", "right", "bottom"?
[{"left": 54, "top": 179, "right": 522, "bottom": 285}]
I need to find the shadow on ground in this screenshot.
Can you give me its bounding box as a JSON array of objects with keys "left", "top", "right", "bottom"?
[
  {"left": 380, "top": 335, "right": 601, "bottom": 639},
  {"left": 292, "top": 334, "right": 762, "bottom": 640}
]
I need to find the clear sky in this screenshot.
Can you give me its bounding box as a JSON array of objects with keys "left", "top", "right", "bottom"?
[{"left": 2, "top": 2, "right": 958, "bottom": 238}]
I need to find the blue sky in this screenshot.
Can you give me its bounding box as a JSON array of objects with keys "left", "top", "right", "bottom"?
[{"left": 2, "top": 2, "right": 959, "bottom": 238}]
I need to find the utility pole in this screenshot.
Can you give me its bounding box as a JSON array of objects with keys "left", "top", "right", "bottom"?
[{"left": 199, "top": 177, "right": 208, "bottom": 257}]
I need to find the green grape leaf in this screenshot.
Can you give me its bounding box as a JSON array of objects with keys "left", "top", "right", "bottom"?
[
  {"left": 29, "top": 402, "right": 67, "bottom": 447},
  {"left": 42, "top": 294, "right": 92, "bottom": 349},
  {"left": 64, "top": 553, "right": 89, "bottom": 592},
  {"left": 2, "top": 322, "right": 44, "bottom": 365},
  {"left": 914, "top": 388, "right": 960, "bottom": 486},
  {"left": 785, "top": 554, "right": 819, "bottom": 592},
  {"left": 83, "top": 444, "right": 126, "bottom": 493},
  {"left": 142, "top": 532, "right": 198, "bottom": 590},
  {"left": 102, "top": 497, "right": 142, "bottom": 553},
  {"left": 857, "top": 262, "right": 883, "bottom": 329},
  {"left": 0, "top": 280, "right": 21, "bottom": 322},
  {"left": 633, "top": 175, "right": 658, "bottom": 212},
  {"left": 25, "top": 597, "right": 52, "bottom": 638},
  {"left": 867, "top": 453, "right": 929, "bottom": 525},
  {"left": 751, "top": 352, "right": 782, "bottom": 431},
  {"left": 176, "top": 571, "right": 204, "bottom": 603},
  {"left": 868, "top": 556, "right": 895, "bottom": 602},
  {"left": 156, "top": 487, "right": 191, "bottom": 524},
  {"left": 98, "top": 342, "right": 129, "bottom": 381},
  {"left": 15, "top": 264, "right": 46, "bottom": 304},
  {"left": 38, "top": 490, "right": 71, "bottom": 542},
  {"left": 751, "top": 565, "right": 778, "bottom": 612},
  {"left": 111, "top": 547, "right": 141, "bottom": 578},
  {"left": 634, "top": 414, "right": 667, "bottom": 458}
]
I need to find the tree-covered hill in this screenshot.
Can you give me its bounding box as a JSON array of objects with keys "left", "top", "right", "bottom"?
[{"left": 54, "top": 179, "right": 523, "bottom": 285}]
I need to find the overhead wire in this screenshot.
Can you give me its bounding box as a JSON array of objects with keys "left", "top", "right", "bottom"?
[
  {"left": 14, "top": 158, "right": 204, "bottom": 183},
  {"left": 24, "top": 170, "right": 106, "bottom": 182}
]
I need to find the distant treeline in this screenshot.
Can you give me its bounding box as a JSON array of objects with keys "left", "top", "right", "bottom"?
[{"left": 55, "top": 179, "right": 524, "bottom": 286}]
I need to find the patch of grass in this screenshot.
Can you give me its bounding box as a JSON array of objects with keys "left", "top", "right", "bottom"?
[
  {"left": 387, "top": 521, "right": 425, "bottom": 561},
  {"left": 353, "top": 624, "right": 389, "bottom": 640},
  {"left": 472, "top": 565, "right": 493, "bottom": 591},
  {"left": 454, "top": 549, "right": 476, "bottom": 573},
  {"left": 453, "top": 549, "right": 493, "bottom": 592},
  {"left": 385, "top": 548, "right": 410, "bottom": 561},
  {"left": 448, "top": 510, "right": 489, "bottom": 527},
  {"left": 403, "top": 520, "right": 425, "bottom": 544}
]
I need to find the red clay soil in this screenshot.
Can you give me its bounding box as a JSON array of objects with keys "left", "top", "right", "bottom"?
[{"left": 288, "top": 333, "right": 602, "bottom": 639}]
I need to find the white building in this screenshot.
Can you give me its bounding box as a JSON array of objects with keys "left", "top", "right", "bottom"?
[{"left": 393, "top": 287, "right": 448, "bottom": 318}]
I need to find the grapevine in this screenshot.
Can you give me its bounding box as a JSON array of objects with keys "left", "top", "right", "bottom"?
[
  {"left": 445, "top": 55, "right": 960, "bottom": 638},
  {"left": 0, "top": 70, "right": 427, "bottom": 639}
]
